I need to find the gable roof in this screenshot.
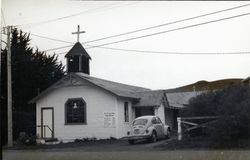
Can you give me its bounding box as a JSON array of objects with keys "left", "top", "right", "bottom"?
[
  {"left": 29, "top": 73, "right": 150, "bottom": 103},
  {"left": 133, "top": 90, "right": 166, "bottom": 107},
  {"left": 165, "top": 91, "right": 203, "bottom": 109},
  {"left": 75, "top": 73, "right": 150, "bottom": 99},
  {"left": 65, "top": 42, "right": 91, "bottom": 59}
]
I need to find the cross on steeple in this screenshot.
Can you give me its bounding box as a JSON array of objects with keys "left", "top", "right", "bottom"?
[{"left": 72, "top": 25, "right": 85, "bottom": 42}]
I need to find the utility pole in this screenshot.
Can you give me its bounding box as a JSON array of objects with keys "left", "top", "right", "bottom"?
[
  {"left": 0, "top": 6, "right": 2, "bottom": 159},
  {"left": 6, "top": 26, "right": 13, "bottom": 147}
]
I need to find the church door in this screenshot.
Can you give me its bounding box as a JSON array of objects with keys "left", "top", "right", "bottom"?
[{"left": 41, "top": 107, "right": 54, "bottom": 139}]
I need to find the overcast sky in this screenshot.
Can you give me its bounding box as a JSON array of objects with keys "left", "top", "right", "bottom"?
[{"left": 2, "top": 1, "right": 250, "bottom": 90}]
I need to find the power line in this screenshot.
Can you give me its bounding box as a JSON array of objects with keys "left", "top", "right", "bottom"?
[
  {"left": 17, "top": 2, "right": 138, "bottom": 27},
  {"left": 22, "top": 31, "right": 250, "bottom": 56},
  {"left": 41, "top": 11, "right": 250, "bottom": 52},
  {"left": 55, "top": 45, "right": 250, "bottom": 56},
  {"left": 85, "top": 12, "right": 250, "bottom": 49},
  {"left": 43, "top": 44, "right": 73, "bottom": 52},
  {"left": 83, "top": 3, "right": 250, "bottom": 44},
  {"left": 24, "top": 32, "right": 250, "bottom": 56},
  {"left": 22, "top": 3, "right": 250, "bottom": 50},
  {"left": 86, "top": 46, "right": 250, "bottom": 55},
  {"left": 17, "top": 3, "right": 118, "bottom": 27},
  {"left": 30, "top": 33, "right": 74, "bottom": 44}
]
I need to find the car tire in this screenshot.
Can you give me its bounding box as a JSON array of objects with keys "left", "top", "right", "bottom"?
[
  {"left": 128, "top": 140, "right": 135, "bottom": 145},
  {"left": 149, "top": 131, "right": 157, "bottom": 143}
]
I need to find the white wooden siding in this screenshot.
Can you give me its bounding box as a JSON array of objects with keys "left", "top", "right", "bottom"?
[{"left": 36, "top": 79, "right": 122, "bottom": 142}]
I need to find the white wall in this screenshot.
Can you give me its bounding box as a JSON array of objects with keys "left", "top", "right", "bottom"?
[
  {"left": 155, "top": 103, "right": 166, "bottom": 125},
  {"left": 36, "top": 79, "right": 121, "bottom": 142},
  {"left": 116, "top": 98, "right": 133, "bottom": 138},
  {"left": 164, "top": 108, "right": 174, "bottom": 129}
]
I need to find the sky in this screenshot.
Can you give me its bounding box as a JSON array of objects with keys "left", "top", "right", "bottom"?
[{"left": 2, "top": 0, "right": 250, "bottom": 90}]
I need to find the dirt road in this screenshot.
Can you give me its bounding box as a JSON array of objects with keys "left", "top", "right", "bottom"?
[
  {"left": 3, "top": 139, "right": 250, "bottom": 160},
  {"left": 3, "top": 150, "right": 250, "bottom": 160}
]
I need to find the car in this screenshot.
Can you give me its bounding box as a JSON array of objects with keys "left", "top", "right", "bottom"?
[{"left": 122, "top": 115, "right": 171, "bottom": 144}]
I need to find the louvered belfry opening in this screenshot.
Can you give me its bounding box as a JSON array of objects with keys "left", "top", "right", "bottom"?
[{"left": 65, "top": 42, "right": 91, "bottom": 74}]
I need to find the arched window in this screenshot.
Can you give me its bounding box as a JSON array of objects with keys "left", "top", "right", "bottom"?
[{"left": 65, "top": 98, "right": 86, "bottom": 124}]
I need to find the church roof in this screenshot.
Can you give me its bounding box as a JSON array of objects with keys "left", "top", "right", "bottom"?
[
  {"left": 65, "top": 42, "right": 91, "bottom": 59},
  {"left": 133, "top": 90, "right": 166, "bottom": 107},
  {"left": 29, "top": 72, "right": 203, "bottom": 108},
  {"left": 75, "top": 73, "right": 150, "bottom": 99},
  {"left": 29, "top": 73, "right": 151, "bottom": 103},
  {"left": 165, "top": 91, "right": 204, "bottom": 109}
]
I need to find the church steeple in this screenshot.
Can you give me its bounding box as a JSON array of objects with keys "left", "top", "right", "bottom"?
[{"left": 65, "top": 25, "right": 91, "bottom": 74}]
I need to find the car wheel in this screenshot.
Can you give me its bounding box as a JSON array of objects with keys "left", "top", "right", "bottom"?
[
  {"left": 128, "top": 140, "right": 135, "bottom": 145},
  {"left": 150, "top": 131, "right": 157, "bottom": 143}
]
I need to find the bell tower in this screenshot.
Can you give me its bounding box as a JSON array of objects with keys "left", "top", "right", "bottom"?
[{"left": 65, "top": 25, "right": 91, "bottom": 74}]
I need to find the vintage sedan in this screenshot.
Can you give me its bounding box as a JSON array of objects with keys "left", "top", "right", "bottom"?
[{"left": 123, "top": 115, "right": 171, "bottom": 144}]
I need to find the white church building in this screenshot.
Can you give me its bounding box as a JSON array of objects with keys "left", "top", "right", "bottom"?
[{"left": 30, "top": 40, "right": 199, "bottom": 142}]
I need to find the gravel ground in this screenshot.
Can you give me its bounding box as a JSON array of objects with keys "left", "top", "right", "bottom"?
[
  {"left": 3, "top": 150, "right": 250, "bottom": 160},
  {"left": 3, "top": 137, "right": 250, "bottom": 160}
]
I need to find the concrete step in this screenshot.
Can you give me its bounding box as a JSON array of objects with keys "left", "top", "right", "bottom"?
[{"left": 36, "top": 138, "right": 61, "bottom": 145}]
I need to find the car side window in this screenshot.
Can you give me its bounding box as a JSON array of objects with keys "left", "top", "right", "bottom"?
[
  {"left": 156, "top": 117, "right": 162, "bottom": 124},
  {"left": 151, "top": 117, "right": 157, "bottom": 124}
]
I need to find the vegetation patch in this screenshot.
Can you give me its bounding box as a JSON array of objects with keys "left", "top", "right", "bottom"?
[{"left": 169, "top": 85, "right": 250, "bottom": 149}]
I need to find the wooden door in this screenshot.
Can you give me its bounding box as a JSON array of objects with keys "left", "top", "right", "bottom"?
[{"left": 41, "top": 108, "right": 54, "bottom": 138}]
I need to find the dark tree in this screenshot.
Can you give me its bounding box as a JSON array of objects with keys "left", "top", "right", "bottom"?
[
  {"left": 181, "top": 85, "right": 250, "bottom": 140},
  {"left": 1, "top": 28, "right": 65, "bottom": 145}
]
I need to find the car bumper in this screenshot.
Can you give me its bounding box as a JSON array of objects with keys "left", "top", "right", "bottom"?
[{"left": 120, "top": 135, "right": 151, "bottom": 141}]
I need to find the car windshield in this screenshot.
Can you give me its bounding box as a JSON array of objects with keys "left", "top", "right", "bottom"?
[{"left": 133, "top": 119, "right": 148, "bottom": 126}]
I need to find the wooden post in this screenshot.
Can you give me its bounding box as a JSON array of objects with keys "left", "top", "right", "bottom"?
[
  {"left": 177, "top": 117, "right": 182, "bottom": 141},
  {"left": 7, "top": 26, "right": 13, "bottom": 147}
]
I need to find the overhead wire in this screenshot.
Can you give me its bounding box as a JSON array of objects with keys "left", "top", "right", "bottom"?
[
  {"left": 17, "top": 2, "right": 139, "bottom": 28},
  {"left": 83, "top": 3, "right": 250, "bottom": 44},
  {"left": 37, "top": 8, "right": 249, "bottom": 51},
  {"left": 30, "top": 33, "right": 74, "bottom": 44},
  {"left": 29, "top": 33, "right": 250, "bottom": 56},
  {"left": 85, "top": 12, "right": 250, "bottom": 49},
  {"left": 41, "top": 12, "right": 250, "bottom": 52},
  {"left": 55, "top": 45, "right": 250, "bottom": 56},
  {"left": 18, "top": 3, "right": 250, "bottom": 56},
  {"left": 19, "top": 29, "right": 250, "bottom": 56}
]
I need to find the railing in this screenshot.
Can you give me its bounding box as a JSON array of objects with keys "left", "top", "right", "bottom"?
[
  {"left": 36, "top": 125, "right": 54, "bottom": 138},
  {"left": 177, "top": 116, "right": 220, "bottom": 141}
]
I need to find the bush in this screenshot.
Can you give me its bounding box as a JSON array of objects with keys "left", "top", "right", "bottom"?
[{"left": 181, "top": 86, "right": 250, "bottom": 140}]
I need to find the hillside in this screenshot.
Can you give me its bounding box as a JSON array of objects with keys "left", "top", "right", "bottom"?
[{"left": 168, "top": 78, "right": 243, "bottom": 92}]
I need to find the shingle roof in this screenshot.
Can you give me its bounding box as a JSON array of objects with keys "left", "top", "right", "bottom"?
[
  {"left": 29, "top": 73, "right": 151, "bottom": 103},
  {"left": 30, "top": 72, "right": 202, "bottom": 109},
  {"left": 65, "top": 42, "right": 91, "bottom": 59},
  {"left": 75, "top": 73, "right": 150, "bottom": 98},
  {"left": 165, "top": 91, "right": 203, "bottom": 109},
  {"left": 133, "top": 90, "right": 166, "bottom": 107}
]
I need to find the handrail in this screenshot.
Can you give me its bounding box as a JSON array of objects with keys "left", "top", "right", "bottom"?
[{"left": 37, "top": 125, "right": 54, "bottom": 138}]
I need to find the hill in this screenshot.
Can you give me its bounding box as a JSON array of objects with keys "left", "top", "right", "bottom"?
[{"left": 168, "top": 78, "right": 243, "bottom": 92}]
